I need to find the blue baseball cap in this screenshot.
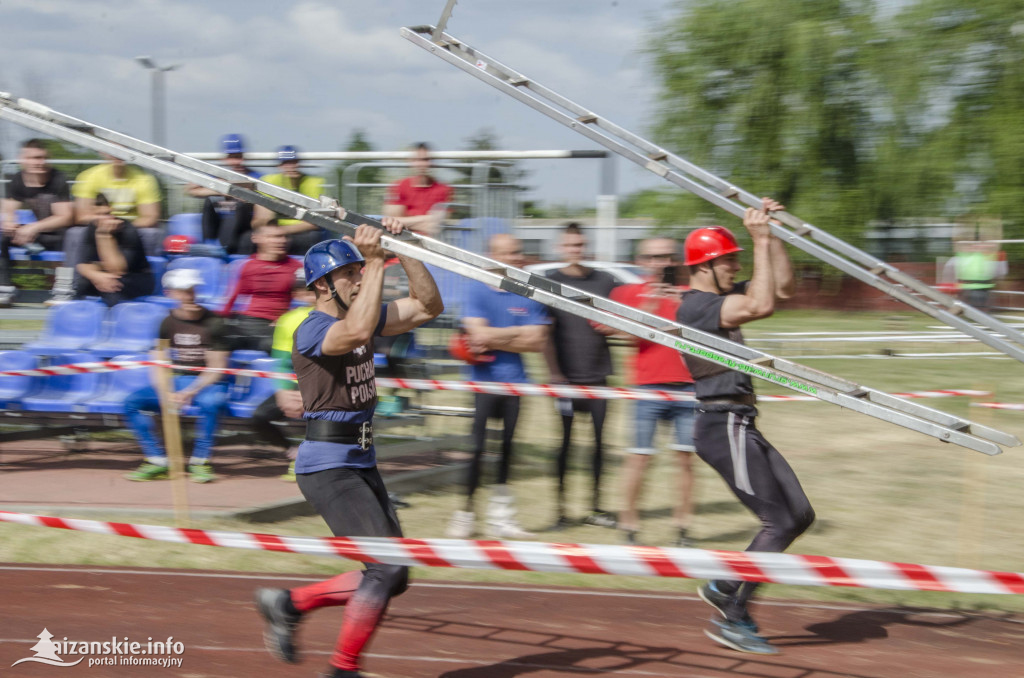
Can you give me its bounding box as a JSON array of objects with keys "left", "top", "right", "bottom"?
[
  {"left": 220, "top": 134, "right": 245, "bottom": 154},
  {"left": 277, "top": 145, "right": 300, "bottom": 162}
]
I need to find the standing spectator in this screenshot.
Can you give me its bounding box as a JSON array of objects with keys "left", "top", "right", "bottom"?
[
  {"left": 250, "top": 268, "right": 314, "bottom": 481},
  {"left": 186, "top": 134, "right": 262, "bottom": 255},
  {"left": 221, "top": 224, "right": 303, "bottom": 351},
  {"left": 0, "top": 139, "right": 74, "bottom": 307},
  {"left": 542, "top": 223, "right": 619, "bottom": 529},
  {"left": 677, "top": 200, "right": 812, "bottom": 655},
  {"left": 943, "top": 239, "right": 1007, "bottom": 311},
  {"left": 124, "top": 268, "right": 230, "bottom": 484},
  {"left": 74, "top": 195, "right": 155, "bottom": 306},
  {"left": 253, "top": 146, "right": 326, "bottom": 255},
  {"left": 447, "top": 234, "right": 550, "bottom": 539},
  {"left": 56, "top": 153, "right": 162, "bottom": 304},
  {"left": 383, "top": 142, "right": 453, "bottom": 237},
  {"left": 609, "top": 237, "right": 697, "bottom": 547}
]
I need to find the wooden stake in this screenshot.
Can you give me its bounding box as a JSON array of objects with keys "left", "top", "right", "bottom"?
[{"left": 155, "top": 339, "right": 190, "bottom": 527}]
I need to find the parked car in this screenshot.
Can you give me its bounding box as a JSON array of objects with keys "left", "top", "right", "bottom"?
[{"left": 523, "top": 260, "right": 647, "bottom": 285}]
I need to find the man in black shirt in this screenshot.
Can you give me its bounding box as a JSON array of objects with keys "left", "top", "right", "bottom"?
[
  {"left": 676, "top": 198, "right": 814, "bottom": 655},
  {"left": 74, "top": 195, "right": 154, "bottom": 306},
  {"left": 0, "top": 139, "right": 74, "bottom": 306},
  {"left": 542, "top": 223, "right": 619, "bottom": 528}
]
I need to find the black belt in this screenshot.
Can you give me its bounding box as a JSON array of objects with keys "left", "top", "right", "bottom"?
[
  {"left": 305, "top": 419, "right": 374, "bottom": 450},
  {"left": 699, "top": 394, "right": 757, "bottom": 407}
]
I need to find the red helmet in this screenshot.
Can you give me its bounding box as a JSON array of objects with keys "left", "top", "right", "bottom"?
[
  {"left": 448, "top": 333, "right": 495, "bottom": 366},
  {"left": 683, "top": 226, "right": 743, "bottom": 266},
  {"left": 163, "top": 234, "right": 195, "bottom": 255}
]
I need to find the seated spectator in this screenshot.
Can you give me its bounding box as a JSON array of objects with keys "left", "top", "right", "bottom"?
[
  {"left": 186, "top": 134, "right": 262, "bottom": 255},
  {"left": 252, "top": 145, "right": 325, "bottom": 255},
  {"left": 124, "top": 268, "right": 230, "bottom": 484},
  {"left": 0, "top": 139, "right": 74, "bottom": 307},
  {"left": 383, "top": 141, "right": 453, "bottom": 237},
  {"left": 221, "top": 224, "right": 303, "bottom": 351},
  {"left": 251, "top": 269, "right": 313, "bottom": 481},
  {"left": 54, "top": 154, "right": 162, "bottom": 304},
  {"left": 74, "top": 195, "right": 155, "bottom": 306}
]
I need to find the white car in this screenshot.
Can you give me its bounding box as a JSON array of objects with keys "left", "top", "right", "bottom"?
[{"left": 524, "top": 261, "right": 647, "bottom": 285}]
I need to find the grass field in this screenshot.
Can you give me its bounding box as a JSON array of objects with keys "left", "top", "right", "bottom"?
[{"left": 2, "top": 309, "right": 1024, "bottom": 614}]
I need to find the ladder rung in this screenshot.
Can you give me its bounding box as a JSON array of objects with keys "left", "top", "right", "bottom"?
[
  {"left": 720, "top": 186, "right": 740, "bottom": 199},
  {"left": 508, "top": 77, "right": 528, "bottom": 86},
  {"left": 793, "top": 224, "right": 813, "bottom": 237},
  {"left": 577, "top": 114, "right": 598, "bottom": 124},
  {"left": 869, "top": 265, "right": 886, "bottom": 275},
  {"left": 656, "top": 325, "right": 682, "bottom": 336},
  {"left": 648, "top": 151, "right": 668, "bottom": 162},
  {"left": 749, "top": 356, "right": 773, "bottom": 366},
  {"left": 846, "top": 388, "right": 871, "bottom": 399}
]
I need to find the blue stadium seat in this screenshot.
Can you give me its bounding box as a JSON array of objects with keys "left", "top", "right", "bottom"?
[
  {"left": 0, "top": 350, "right": 40, "bottom": 409},
  {"left": 89, "top": 302, "right": 167, "bottom": 358},
  {"left": 167, "top": 213, "right": 203, "bottom": 242},
  {"left": 21, "top": 351, "right": 106, "bottom": 413},
  {"left": 228, "top": 357, "right": 281, "bottom": 418},
  {"left": 80, "top": 353, "right": 152, "bottom": 414},
  {"left": 165, "top": 256, "right": 224, "bottom": 306},
  {"left": 148, "top": 256, "right": 168, "bottom": 295},
  {"left": 23, "top": 300, "right": 107, "bottom": 356}
]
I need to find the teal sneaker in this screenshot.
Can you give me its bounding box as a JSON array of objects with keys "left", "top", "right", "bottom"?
[
  {"left": 188, "top": 462, "right": 216, "bottom": 484},
  {"left": 125, "top": 461, "right": 169, "bottom": 482},
  {"left": 279, "top": 461, "right": 296, "bottom": 483}
]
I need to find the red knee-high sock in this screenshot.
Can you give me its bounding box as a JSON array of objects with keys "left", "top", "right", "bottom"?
[
  {"left": 290, "top": 571, "right": 363, "bottom": 613},
  {"left": 329, "top": 587, "right": 389, "bottom": 671}
]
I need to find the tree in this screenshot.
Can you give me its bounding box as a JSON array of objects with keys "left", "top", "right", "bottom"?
[{"left": 334, "top": 129, "right": 382, "bottom": 211}]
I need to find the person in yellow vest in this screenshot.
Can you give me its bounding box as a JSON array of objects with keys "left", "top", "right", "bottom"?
[
  {"left": 251, "top": 269, "right": 314, "bottom": 480},
  {"left": 946, "top": 240, "right": 1007, "bottom": 311},
  {"left": 252, "top": 145, "right": 327, "bottom": 255}
]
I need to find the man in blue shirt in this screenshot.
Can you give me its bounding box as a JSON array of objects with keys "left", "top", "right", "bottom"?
[
  {"left": 254, "top": 218, "right": 442, "bottom": 678},
  {"left": 447, "top": 233, "right": 550, "bottom": 540}
]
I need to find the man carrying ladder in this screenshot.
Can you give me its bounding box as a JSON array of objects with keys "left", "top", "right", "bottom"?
[{"left": 678, "top": 198, "right": 815, "bottom": 655}]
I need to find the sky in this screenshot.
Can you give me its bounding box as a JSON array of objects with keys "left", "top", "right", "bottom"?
[{"left": 0, "top": 0, "right": 681, "bottom": 208}]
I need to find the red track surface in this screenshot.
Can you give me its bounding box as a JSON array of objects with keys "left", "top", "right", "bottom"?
[{"left": 1, "top": 563, "right": 1021, "bottom": 677}]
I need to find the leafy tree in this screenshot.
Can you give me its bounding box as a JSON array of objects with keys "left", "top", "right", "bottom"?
[{"left": 335, "top": 129, "right": 383, "bottom": 211}]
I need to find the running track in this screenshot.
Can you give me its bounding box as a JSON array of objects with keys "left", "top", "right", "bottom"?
[{"left": 1, "top": 564, "right": 1021, "bottom": 677}]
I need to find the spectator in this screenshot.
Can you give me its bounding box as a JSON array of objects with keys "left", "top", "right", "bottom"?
[
  {"left": 943, "top": 239, "right": 1007, "bottom": 311},
  {"left": 186, "top": 134, "right": 262, "bottom": 255},
  {"left": 541, "top": 223, "right": 619, "bottom": 529},
  {"left": 383, "top": 142, "right": 453, "bottom": 237},
  {"left": 0, "top": 139, "right": 74, "bottom": 307},
  {"left": 124, "top": 268, "right": 231, "bottom": 484},
  {"left": 447, "top": 234, "right": 550, "bottom": 539},
  {"left": 609, "top": 237, "right": 697, "bottom": 547},
  {"left": 55, "top": 153, "right": 162, "bottom": 304},
  {"left": 253, "top": 145, "right": 326, "bottom": 255},
  {"left": 221, "top": 223, "right": 303, "bottom": 351},
  {"left": 250, "top": 268, "right": 314, "bottom": 481},
  {"left": 74, "top": 195, "right": 155, "bottom": 306}
]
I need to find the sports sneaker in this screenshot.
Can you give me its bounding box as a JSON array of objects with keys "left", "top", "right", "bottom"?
[
  {"left": 44, "top": 288, "right": 74, "bottom": 306},
  {"left": 188, "top": 462, "right": 216, "bottom": 484},
  {"left": 698, "top": 581, "right": 759, "bottom": 633},
  {"left": 0, "top": 286, "right": 15, "bottom": 308},
  {"left": 489, "top": 519, "right": 535, "bottom": 539},
  {"left": 446, "top": 510, "right": 476, "bottom": 539},
  {"left": 705, "top": 618, "right": 777, "bottom": 655},
  {"left": 255, "top": 588, "right": 302, "bottom": 663},
  {"left": 582, "top": 510, "right": 617, "bottom": 528},
  {"left": 125, "top": 461, "right": 168, "bottom": 481},
  {"left": 279, "top": 461, "right": 296, "bottom": 482},
  {"left": 621, "top": 528, "right": 639, "bottom": 545},
  {"left": 674, "top": 527, "right": 695, "bottom": 548}
]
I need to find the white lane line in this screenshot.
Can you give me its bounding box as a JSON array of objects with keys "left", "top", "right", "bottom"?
[{"left": 0, "top": 563, "right": 1001, "bottom": 620}]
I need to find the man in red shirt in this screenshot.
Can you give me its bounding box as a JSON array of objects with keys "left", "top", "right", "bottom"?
[
  {"left": 609, "top": 236, "right": 697, "bottom": 547},
  {"left": 222, "top": 223, "right": 303, "bottom": 351},
  {"left": 383, "top": 142, "right": 453, "bottom": 237}
]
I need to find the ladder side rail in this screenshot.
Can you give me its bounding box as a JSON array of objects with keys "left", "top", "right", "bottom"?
[
  {"left": 2, "top": 96, "right": 1012, "bottom": 452},
  {"left": 399, "top": 30, "right": 1024, "bottom": 359},
  {"left": 403, "top": 28, "right": 1024, "bottom": 349}
]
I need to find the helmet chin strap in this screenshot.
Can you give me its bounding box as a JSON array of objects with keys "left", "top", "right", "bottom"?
[
  {"left": 325, "top": 277, "right": 350, "bottom": 313},
  {"left": 708, "top": 261, "right": 725, "bottom": 294}
]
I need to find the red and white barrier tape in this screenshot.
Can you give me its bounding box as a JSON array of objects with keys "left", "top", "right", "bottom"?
[
  {"left": 0, "top": 360, "right": 990, "bottom": 403},
  {"left": 973, "top": 402, "right": 1024, "bottom": 411},
  {"left": 0, "top": 510, "right": 1020, "bottom": 594}
]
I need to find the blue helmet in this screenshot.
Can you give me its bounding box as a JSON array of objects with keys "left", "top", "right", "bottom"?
[
  {"left": 277, "top": 144, "right": 300, "bottom": 162},
  {"left": 220, "top": 133, "right": 245, "bottom": 154},
  {"left": 303, "top": 239, "right": 365, "bottom": 288}
]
